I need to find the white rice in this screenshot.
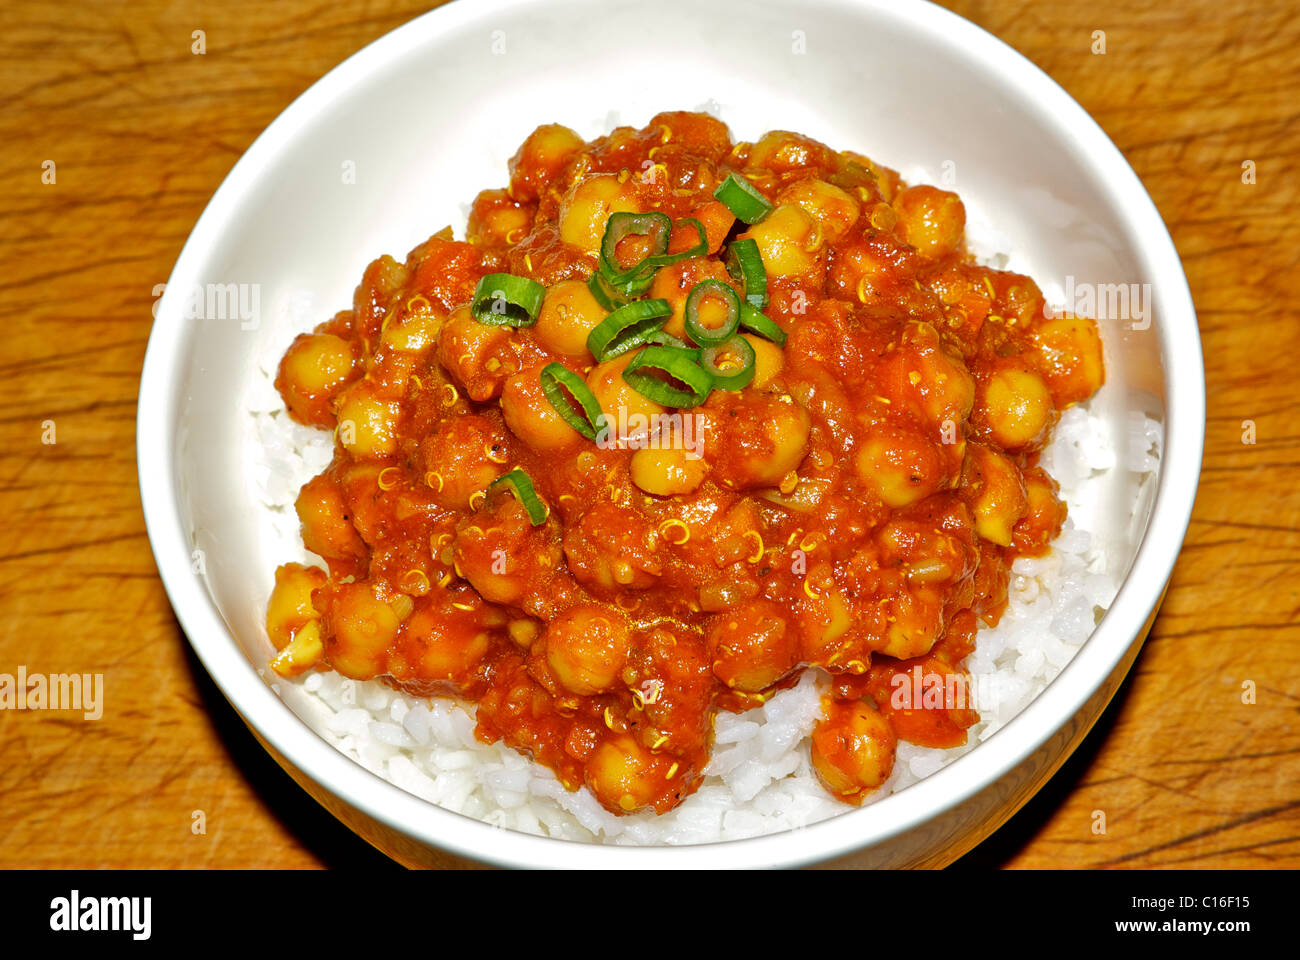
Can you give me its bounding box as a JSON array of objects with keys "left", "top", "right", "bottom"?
[{"left": 245, "top": 270, "right": 1162, "bottom": 847}]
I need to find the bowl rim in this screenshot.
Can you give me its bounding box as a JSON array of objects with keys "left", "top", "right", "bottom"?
[{"left": 137, "top": 0, "right": 1205, "bottom": 868}]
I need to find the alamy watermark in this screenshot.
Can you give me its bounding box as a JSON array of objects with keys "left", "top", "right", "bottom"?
[
  {"left": 889, "top": 665, "right": 1012, "bottom": 712},
  {"left": 1044, "top": 276, "right": 1151, "bottom": 330},
  {"left": 595, "top": 407, "right": 704, "bottom": 458},
  {"left": 50, "top": 890, "right": 150, "bottom": 940},
  {"left": 152, "top": 281, "right": 261, "bottom": 330},
  {"left": 0, "top": 666, "right": 103, "bottom": 720}
]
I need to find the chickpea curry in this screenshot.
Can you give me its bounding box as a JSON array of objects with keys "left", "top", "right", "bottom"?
[{"left": 266, "top": 112, "right": 1104, "bottom": 815}]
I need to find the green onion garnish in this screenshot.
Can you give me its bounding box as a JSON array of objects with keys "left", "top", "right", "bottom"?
[
  {"left": 684, "top": 279, "right": 740, "bottom": 345},
  {"left": 738, "top": 303, "right": 787, "bottom": 346},
  {"left": 600, "top": 212, "right": 672, "bottom": 280},
  {"left": 646, "top": 330, "right": 699, "bottom": 356},
  {"left": 621, "top": 346, "right": 713, "bottom": 408},
  {"left": 596, "top": 216, "right": 709, "bottom": 298},
  {"left": 641, "top": 217, "right": 709, "bottom": 271},
  {"left": 488, "top": 468, "right": 548, "bottom": 526},
  {"left": 700, "top": 335, "right": 756, "bottom": 391},
  {"left": 713, "top": 173, "right": 773, "bottom": 224},
  {"left": 587, "top": 270, "right": 629, "bottom": 312},
  {"left": 828, "top": 160, "right": 877, "bottom": 195},
  {"left": 539, "top": 362, "right": 606, "bottom": 441},
  {"left": 586, "top": 299, "right": 672, "bottom": 362},
  {"left": 470, "top": 273, "right": 546, "bottom": 327},
  {"left": 726, "top": 238, "right": 768, "bottom": 308}
]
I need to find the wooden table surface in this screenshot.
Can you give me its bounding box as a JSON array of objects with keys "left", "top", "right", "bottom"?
[{"left": 1, "top": 0, "right": 1296, "bottom": 870}]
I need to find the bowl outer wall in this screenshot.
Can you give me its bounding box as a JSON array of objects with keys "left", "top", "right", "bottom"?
[{"left": 136, "top": 0, "right": 1204, "bottom": 868}]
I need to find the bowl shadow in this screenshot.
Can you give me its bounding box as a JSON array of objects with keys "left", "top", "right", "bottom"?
[
  {"left": 950, "top": 645, "right": 1142, "bottom": 869},
  {"left": 179, "top": 624, "right": 403, "bottom": 871}
]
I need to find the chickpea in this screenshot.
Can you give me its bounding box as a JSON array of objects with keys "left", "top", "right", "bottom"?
[
  {"left": 295, "top": 471, "right": 368, "bottom": 562},
  {"left": 706, "top": 599, "right": 798, "bottom": 692},
  {"left": 742, "top": 204, "right": 820, "bottom": 278},
  {"left": 534, "top": 280, "right": 605, "bottom": 358},
  {"left": 777, "top": 178, "right": 861, "bottom": 243},
  {"left": 436, "top": 303, "right": 517, "bottom": 402},
  {"left": 881, "top": 584, "right": 944, "bottom": 659},
  {"left": 855, "top": 425, "right": 947, "bottom": 508},
  {"left": 454, "top": 495, "right": 562, "bottom": 606},
  {"left": 381, "top": 304, "right": 443, "bottom": 354},
  {"left": 876, "top": 517, "right": 969, "bottom": 584},
  {"left": 810, "top": 699, "right": 897, "bottom": 803},
  {"left": 1012, "top": 467, "right": 1067, "bottom": 556},
  {"left": 649, "top": 110, "right": 733, "bottom": 161},
  {"left": 507, "top": 123, "right": 585, "bottom": 203},
  {"left": 507, "top": 618, "right": 541, "bottom": 650},
  {"left": 321, "top": 582, "right": 403, "bottom": 680},
  {"left": 402, "top": 601, "right": 491, "bottom": 684},
  {"left": 336, "top": 462, "right": 389, "bottom": 547},
  {"left": 562, "top": 501, "right": 661, "bottom": 593},
  {"left": 501, "top": 364, "right": 585, "bottom": 454},
  {"left": 559, "top": 173, "right": 640, "bottom": 257},
  {"left": 826, "top": 237, "right": 894, "bottom": 307},
  {"left": 798, "top": 585, "right": 858, "bottom": 664},
  {"left": 586, "top": 352, "right": 666, "bottom": 437},
  {"left": 586, "top": 735, "right": 662, "bottom": 814},
  {"left": 703, "top": 392, "right": 811, "bottom": 490},
  {"left": 543, "top": 605, "right": 631, "bottom": 696},
  {"left": 898, "top": 321, "right": 976, "bottom": 429},
  {"left": 269, "top": 619, "right": 324, "bottom": 677},
  {"left": 746, "top": 130, "right": 837, "bottom": 175},
  {"left": 467, "top": 187, "right": 533, "bottom": 247},
  {"left": 354, "top": 254, "right": 408, "bottom": 336},
  {"left": 266, "top": 563, "right": 327, "bottom": 649},
  {"left": 892, "top": 184, "right": 965, "bottom": 259},
  {"left": 419, "top": 414, "right": 506, "bottom": 508},
  {"left": 629, "top": 446, "right": 708, "bottom": 496},
  {"left": 960, "top": 442, "right": 1028, "bottom": 546},
  {"left": 407, "top": 239, "right": 480, "bottom": 313},
  {"left": 335, "top": 379, "right": 402, "bottom": 459},
  {"left": 277, "top": 332, "right": 356, "bottom": 427},
  {"left": 840, "top": 151, "right": 903, "bottom": 201},
  {"left": 1003, "top": 280, "right": 1047, "bottom": 327},
  {"left": 977, "top": 364, "right": 1055, "bottom": 450},
  {"left": 649, "top": 257, "right": 732, "bottom": 339},
  {"left": 1033, "top": 315, "right": 1105, "bottom": 405},
  {"left": 742, "top": 334, "right": 785, "bottom": 390}
]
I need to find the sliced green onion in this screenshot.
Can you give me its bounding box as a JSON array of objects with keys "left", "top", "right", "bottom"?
[
  {"left": 597, "top": 263, "right": 656, "bottom": 300},
  {"left": 587, "top": 270, "right": 629, "bottom": 311},
  {"left": 586, "top": 299, "right": 671, "bottom": 362},
  {"left": 738, "top": 303, "right": 787, "bottom": 346},
  {"left": 621, "top": 346, "right": 713, "bottom": 408},
  {"left": 700, "top": 335, "right": 756, "bottom": 391},
  {"left": 646, "top": 330, "right": 699, "bottom": 356},
  {"left": 684, "top": 279, "right": 740, "bottom": 345},
  {"left": 600, "top": 212, "right": 671, "bottom": 280},
  {"left": 488, "top": 468, "right": 548, "bottom": 525},
  {"left": 596, "top": 216, "right": 709, "bottom": 298},
  {"left": 640, "top": 217, "right": 708, "bottom": 271},
  {"left": 471, "top": 273, "right": 545, "bottom": 326},
  {"left": 713, "top": 173, "right": 773, "bottom": 224},
  {"left": 539, "top": 362, "right": 606, "bottom": 441},
  {"left": 828, "top": 160, "right": 877, "bottom": 195},
  {"left": 726, "top": 238, "right": 768, "bottom": 308}
]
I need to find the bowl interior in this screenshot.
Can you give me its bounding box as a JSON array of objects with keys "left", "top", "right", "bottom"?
[{"left": 142, "top": 0, "right": 1196, "bottom": 866}]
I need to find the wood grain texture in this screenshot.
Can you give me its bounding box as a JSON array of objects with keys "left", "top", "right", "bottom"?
[{"left": 0, "top": 0, "right": 1295, "bottom": 869}]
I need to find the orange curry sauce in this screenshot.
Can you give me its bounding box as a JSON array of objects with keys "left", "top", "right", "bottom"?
[{"left": 265, "top": 112, "right": 1104, "bottom": 815}]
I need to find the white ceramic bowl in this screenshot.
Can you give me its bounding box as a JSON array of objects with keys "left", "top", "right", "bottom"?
[{"left": 137, "top": 0, "right": 1203, "bottom": 867}]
